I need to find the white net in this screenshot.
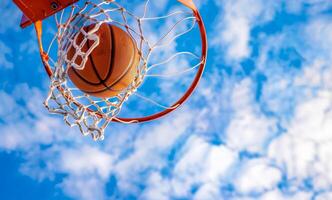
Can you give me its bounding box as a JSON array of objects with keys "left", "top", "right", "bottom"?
[{"left": 43, "top": 0, "right": 202, "bottom": 140}]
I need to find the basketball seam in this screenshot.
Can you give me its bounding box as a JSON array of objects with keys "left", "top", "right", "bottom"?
[
  {"left": 82, "top": 30, "right": 138, "bottom": 94},
  {"left": 72, "top": 68, "right": 100, "bottom": 85},
  {"left": 105, "top": 26, "right": 135, "bottom": 88},
  {"left": 79, "top": 24, "right": 120, "bottom": 94},
  {"left": 87, "top": 27, "right": 112, "bottom": 89},
  {"left": 101, "top": 24, "right": 116, "bottom": 83},
  {"left": 70, "top": 24, "right": 138, "bottom": 95},
  {"left": 71, "top": 24, "right": 115, "bottom": 88},
  {"left": 71, "top": 27, "right": 102, "bottom": 85},
  {"left": 82, "top": 51, "right": 137, "bottom": 94}
]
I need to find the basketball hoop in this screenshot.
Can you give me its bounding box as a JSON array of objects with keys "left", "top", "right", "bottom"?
[{"left": 16, "top": 0, "right": 207, "bottom": 140}]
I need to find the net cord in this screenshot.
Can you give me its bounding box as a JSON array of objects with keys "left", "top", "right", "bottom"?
[{"left": 36, "top": 0, "right": 207, "bottom": 140}]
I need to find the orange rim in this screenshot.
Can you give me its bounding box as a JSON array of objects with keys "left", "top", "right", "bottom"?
[{"left": 35, "top": 2, "right": 208, "bottom": 123}]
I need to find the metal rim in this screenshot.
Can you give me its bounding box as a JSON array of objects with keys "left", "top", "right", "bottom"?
[
  {"left": 114, "top": 10, "right": 207, "bottom": 123},
  {"left": 36, "top": 1, "right": 208, "bottom": 124}
]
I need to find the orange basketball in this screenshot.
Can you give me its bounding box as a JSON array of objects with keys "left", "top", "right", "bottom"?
[{"left": 67, "top": 23, "right": 140, "bottom": 98}]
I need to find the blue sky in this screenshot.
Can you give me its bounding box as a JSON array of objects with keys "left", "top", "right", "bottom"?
[{"left": 1, "top": 0, "right": 332, "bottom": 199}]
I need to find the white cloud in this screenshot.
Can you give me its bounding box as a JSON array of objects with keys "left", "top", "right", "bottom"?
[
  {"left": 225, "top": 78, "right": 277, "bottom": 153},
  {"left": 0, "top": 123, "right": 32, "bottom": 150},
  {"left": 60, "top": 146, "right": 113, "bottom": 179},
  {"left": 259, "top": 189, "right": 312, "bottom": 200},
  {"left": 267, "top": 92, "right": 332, "bottom": 192},
  {"left": 288, "top": 91, "right": 332, "bottom": 142},
  {"left": 19, "top": 29, "right": 38, "bottom": 55},
  {"left": 56, "top": 146, "right": 114, "bottom": 200},
  {"left": 269, "top": 93, "right": 332, "bottom": 188},
  {"left": 285, "top": 0, "right": 332, "bottom": 15},
  {"left": 113, "top": 109, "right": 194, "bottom": 195},
  {"left": 193, "top": 183, "right": 221, "bottom": 200},
  {"left": 141, "top": 172, "right": 171, "bottom": 200},
  {"left": 316, "top": 192, "right": 332, "bottom": 200},
  {"left": 0, "top": 0, "right": 21, "bottom": 33},
  {"left": 0, "top": 90, "right": 16, "bottom": 119},
  {"left": 303, "top": 16, "right": 332, "bottom": 60},
  {"left": 0, "top": 41, "right": 13, "bottom": 69},
  {"left": 234, "top": 159, "right": 281, "bottom": 194},
  {"left": 2, "top": 1, "right": 332, "bottom": 200},
  {"left": 0, "top": 84, "right": 76, "bottom": 151},
  {"left": 171, "top": 136, "right": 237, "bottom": 198},
  {"left": 0, "top": 85, "right": 113, "bottom": 200},
  {"left": 212, "top": 0, "right": 277, "bottom": 62},
  {"left": 61, "top": 175, "right": 107, "bottom": 200},
  {"left": 257, "top": 12, "right": 332, "bottom": 198}
]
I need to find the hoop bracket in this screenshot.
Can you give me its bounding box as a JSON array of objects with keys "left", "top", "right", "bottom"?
[{"left": 13, "top": 0, "right": 78, "bottom": 28}]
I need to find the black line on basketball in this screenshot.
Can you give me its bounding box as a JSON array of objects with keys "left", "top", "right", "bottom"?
[
  {"left": 102, "top": 24, "right": 116, "bottom": 82},
  {"left": 70, "top": 23, "right": 138, "bottom": 95},
  {"left": 71, "top": 26, "right": 102, "bottom": 86},
  {"left": 83, "top": 35, "right": 138, "bottom": 94},
  {"left": 71, "top": 24, "right": 117, "bottom": 90},
  {"left": 86, "top": 27, "right": 109, "bottom": 88},
  {"left": 72, "top": 67, "right": 101, "bottom": 85},
  {"left": 105, "top": 26, "right": 135, "bottom": 89},
  {"left": 83, "top": 23, "right": 121, "bottom": 94}
]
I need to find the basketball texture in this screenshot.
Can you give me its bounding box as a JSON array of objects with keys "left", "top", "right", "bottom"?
[{"left": 67, "top": 23, "right": 140, "bottom": 98}]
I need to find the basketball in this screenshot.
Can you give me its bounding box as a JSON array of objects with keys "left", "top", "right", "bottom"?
[{"left": 67, "top": 23, "right": 140, "bottom": 98}]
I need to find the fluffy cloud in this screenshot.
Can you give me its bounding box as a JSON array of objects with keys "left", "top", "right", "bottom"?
[
  {"left": 2, "top": 1, "right": 332, "bottom": 200},
  {"left": 0, "top": 0, "right": 21, "bottom": 33},
  {"left": 171, "top": 136, "right": 237, "bottom": 197},
  {"left": 234, "top": 159, "right": 281, "bottom": 194},
  {"left": 60, "top": 146, "right": 113, "bottom": 179},
  {"left": 225, "top": 78, "right": 277, "bottom": 153},
  {"left": 58, "top": 146, "right": 114, "bottom": 200},
  {"left": 0, "top": 41, "right": 13, "bottom": 69},
  {"left": 212, "top": 0, "right": 277, "bottom": 62},
  {"left": 268, "top": 92, "right": 332, "bottom": 192},
  {"left": 303, "top": 16, "right": 332, "bottom": 60},
  {"left": 285, "top": 0, "right": 332, "bottom": 15}
]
